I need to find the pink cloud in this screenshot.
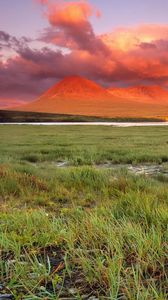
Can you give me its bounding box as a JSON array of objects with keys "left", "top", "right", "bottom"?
[
  {"left": 1, "top": 1, "right": 168, "bottom": 103},
  {"left": 0, "top": 98, "right": 27, "bottom": 109},
  {"left": 35, "top": 0, "right": 48, "bottom": 4}
]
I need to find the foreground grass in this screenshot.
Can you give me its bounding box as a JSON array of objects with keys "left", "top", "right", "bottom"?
[{"left": 0, "top": 126, "right": 168, "bottom": 299}]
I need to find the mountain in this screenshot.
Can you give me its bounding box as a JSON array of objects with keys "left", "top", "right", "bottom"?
[
  {"left": 108, "top": 85, "right": 168, "bottom": 104},
  {"left": 12, "top": 76, "right": 168, "bottom": 118},
  {"left": 14, "top": 75, "right": 113, "bottom": 115},
  {"left": 42, "top": 75, "right": 111, "bottom": 100}
]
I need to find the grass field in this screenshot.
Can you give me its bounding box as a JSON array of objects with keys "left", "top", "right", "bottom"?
[{"left": 0, "top": 125, "right": 168, "bottom": 299}]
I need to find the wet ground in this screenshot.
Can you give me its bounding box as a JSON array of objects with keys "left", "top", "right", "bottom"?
[
  {"left": 55, "top": 161, "right": 168, "bottom": 177},
  {"left": 96, "top": 163, "right": 168, "bottom": 176}
]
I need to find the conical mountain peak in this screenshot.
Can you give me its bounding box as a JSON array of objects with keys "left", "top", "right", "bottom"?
[{"left": 42, "top": 75, "right": 109, "bottom": 99}]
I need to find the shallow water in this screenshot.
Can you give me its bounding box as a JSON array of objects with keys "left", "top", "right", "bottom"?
[
  {"left": 1, "top": 122, "right": 168, "bottom": 127},
  {"left": 54, "top": 161, "right": 168, "bottom": 176},
  {"left": 96, "top": 163, "right": 168, "bottom": 176}
]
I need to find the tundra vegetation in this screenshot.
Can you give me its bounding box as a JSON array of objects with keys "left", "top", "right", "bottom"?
[{"left": 0, "top": 125, "right": 167, "bottom": 299}]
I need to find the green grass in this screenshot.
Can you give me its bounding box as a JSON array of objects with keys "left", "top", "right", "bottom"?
[
  {"left": 0, "top": 126, "right": 168, "bottom": 299},
  {"left": 0, "top": 125, "right": 168, "bottom": 165}
]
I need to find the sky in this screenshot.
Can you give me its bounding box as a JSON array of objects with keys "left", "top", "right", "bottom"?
[{"left": 1, "top": 0, "right": 168, "bottom": 106}]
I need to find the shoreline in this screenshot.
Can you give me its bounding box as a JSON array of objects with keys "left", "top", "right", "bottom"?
[{"left": 1, "top": 121, "right": 168, "bottom": 127}]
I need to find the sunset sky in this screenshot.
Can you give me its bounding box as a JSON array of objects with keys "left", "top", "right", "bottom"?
[{"left": 1, "top": 0, "right": 168, "bottom": 106}]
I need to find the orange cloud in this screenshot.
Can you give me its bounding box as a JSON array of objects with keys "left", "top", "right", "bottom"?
[
  {"left": 40, "top": 1, "right": 108, "bottom": 54},
  {"left": 101, "top": 24, "right": 168, "bottom": 51},
  {"left": 98, "top": 24, "right": 168, "bottom": 83},
  {"left": 48, "top": 1, "right": 93, "bottom": 27}
]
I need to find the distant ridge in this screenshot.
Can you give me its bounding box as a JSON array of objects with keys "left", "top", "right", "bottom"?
[
  {"left": 108, "top": 85, "right": 168, "bottom": 104},
  {"left": 11, "top": 75, "right": 168, "bottom": 118}
]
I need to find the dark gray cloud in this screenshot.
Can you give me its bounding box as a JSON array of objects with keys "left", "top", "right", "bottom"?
[{"left": 0, "top": 30, "right": 31, "bottom": 52}]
